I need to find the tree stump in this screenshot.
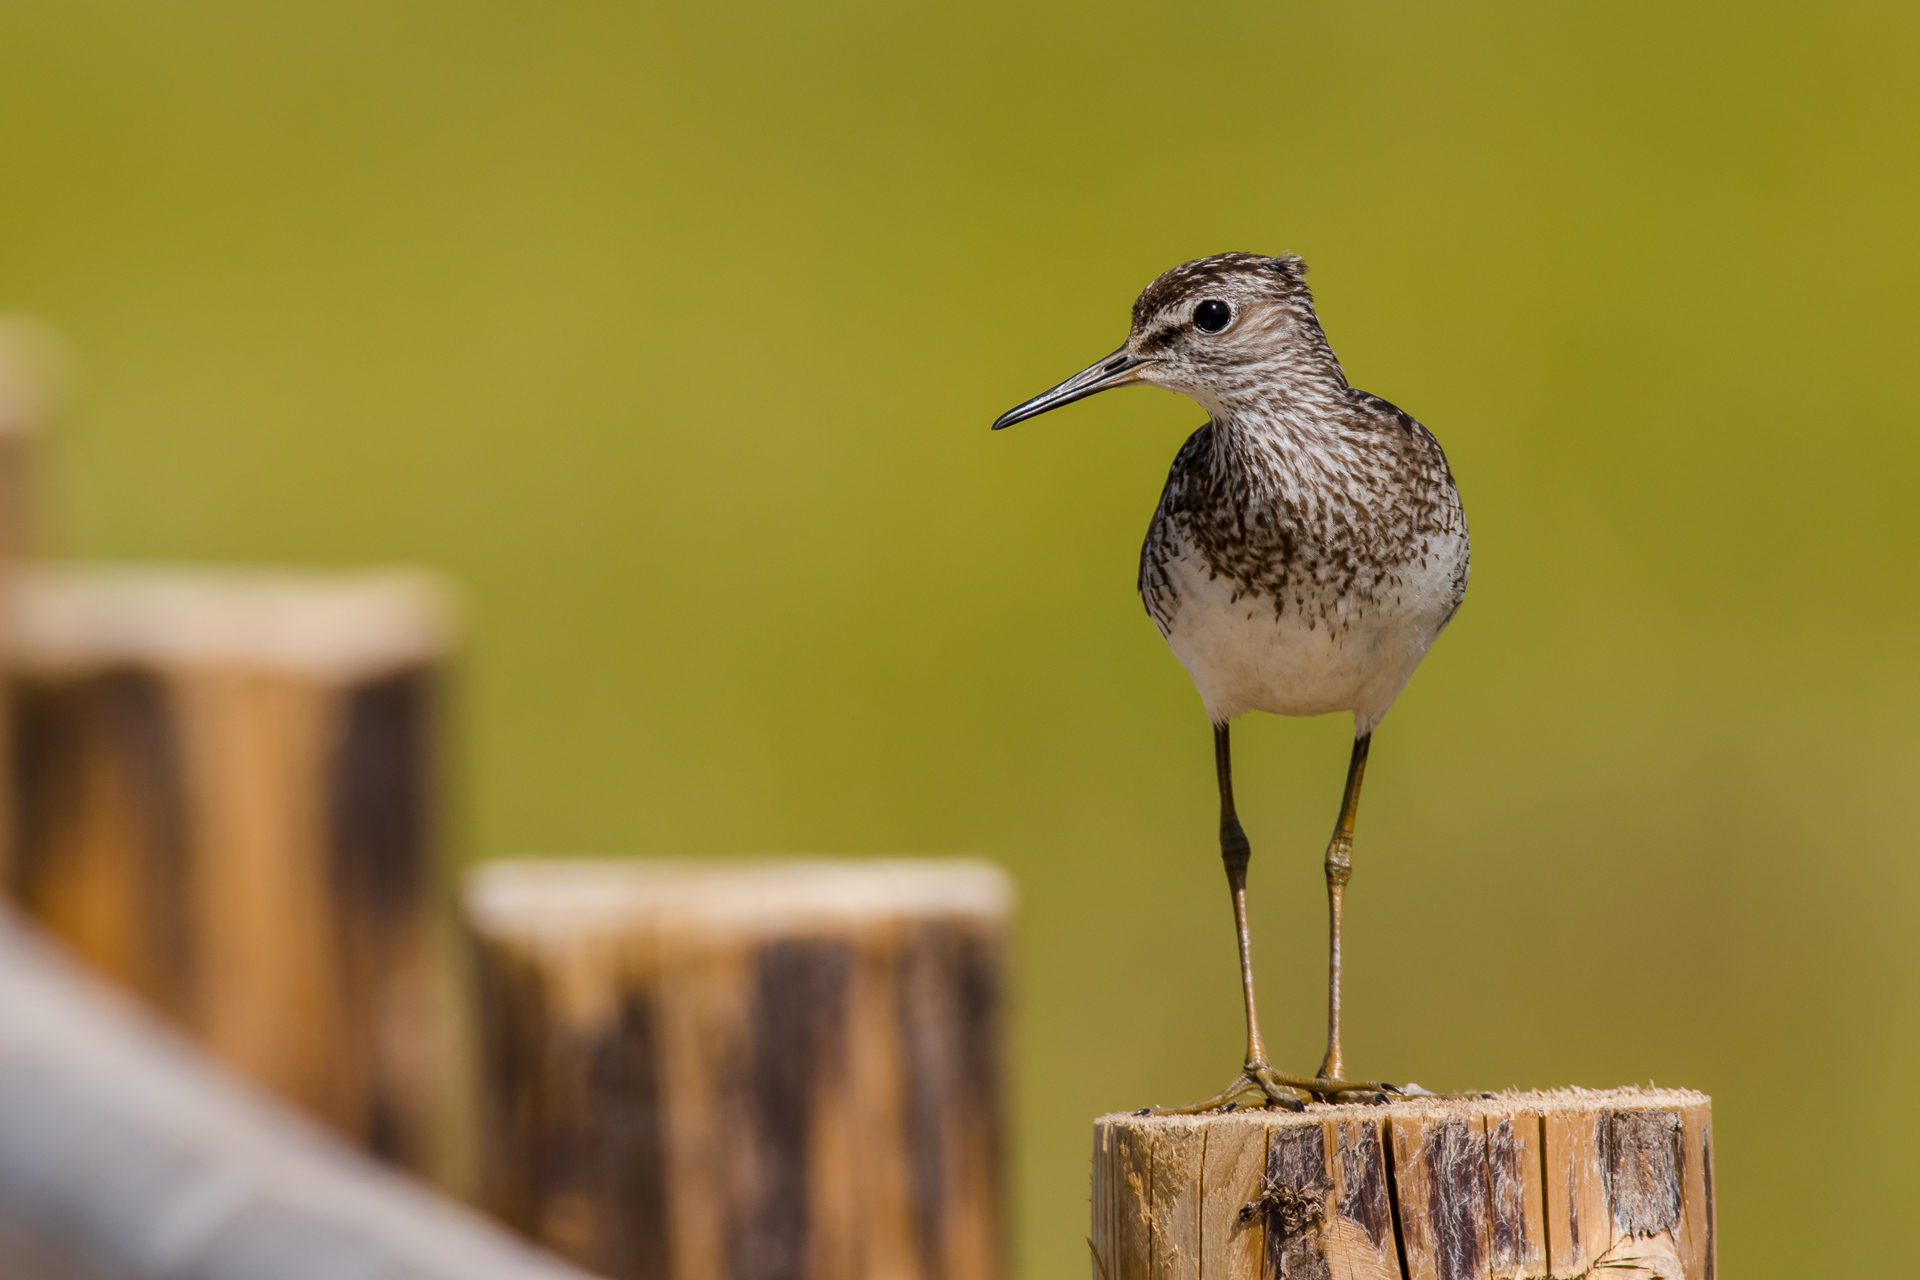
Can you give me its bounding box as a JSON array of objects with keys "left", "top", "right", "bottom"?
[
  {"left": 464, "top": 857, "right": 1013, "bottom": 1280},
  {"left": 1090, "top": 1087, "right": 1713, "bottom": 1280},
  {"left": 3, "top": 564, "right": 454, "bottom": 1169}
]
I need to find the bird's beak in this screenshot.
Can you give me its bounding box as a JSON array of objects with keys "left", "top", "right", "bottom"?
[{"left": 991, "top": 346, "right": 1150, "bottom": 430}]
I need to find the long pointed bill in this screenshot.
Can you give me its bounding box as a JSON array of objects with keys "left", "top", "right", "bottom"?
[{"left": 991, "top": 345, "right": 1151, "bottom": 430}]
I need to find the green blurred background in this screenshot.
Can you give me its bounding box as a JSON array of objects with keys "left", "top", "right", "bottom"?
[{"left": 3, "top": 0, "right": 1916, "bottom": 1274}]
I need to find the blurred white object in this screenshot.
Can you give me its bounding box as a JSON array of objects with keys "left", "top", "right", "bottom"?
[{"left": 0, "top": 903, "right": 588, "bottom": 1280}]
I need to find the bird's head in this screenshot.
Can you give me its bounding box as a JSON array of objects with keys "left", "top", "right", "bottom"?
[{"left": 991, "top": 251, "right": 1342, "bottom": 430}]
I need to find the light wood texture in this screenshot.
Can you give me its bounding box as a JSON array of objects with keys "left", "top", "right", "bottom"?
[
  {"left": 465, "top": 857, "right": 1012, "bottom": 1280},
  {"left": 1542, "top": 1108, "right": 1607, "bottom": 1276},
  {"left": 1090, "top": 1087, "right": 1713, "bottom": 1280},
  {"left": 0, "top": 902, "right": 588, "bottom": 1280},
  {"left": 3, "top": 565, "right": 454, "bottom": 1168},
  {"left": 1197, "top": 1114, "right": 1270, "bottom": 1278},
  {"left": 1484, "top": 1108, "right": 1547, "bottom": 1279}
]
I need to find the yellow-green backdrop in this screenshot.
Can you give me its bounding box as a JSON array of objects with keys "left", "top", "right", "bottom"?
[{"left": 4, "top": 2, "right": 1916, "bottom": 1275}]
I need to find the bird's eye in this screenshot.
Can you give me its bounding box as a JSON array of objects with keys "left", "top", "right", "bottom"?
[{"left": 1193, "top": 299, "right": 1232, "bottom": 334}]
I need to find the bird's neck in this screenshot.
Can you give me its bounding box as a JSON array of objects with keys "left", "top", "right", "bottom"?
[
  {"left": 1203, "top": 378, "right": 1362, "bottom": 510},
  {"left": 1186, "top": 338, "right": 1348, "bottom": 427},
  {"left": 1208, "top": 374, "right": 1349, "bottom": 451}
]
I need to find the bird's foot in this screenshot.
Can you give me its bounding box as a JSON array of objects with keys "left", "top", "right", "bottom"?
[
  {"left": 1139, "top": 1067, "right": 1303, "bottom": 1115},
  {"left": 1287, "top": 1069, "right": 1402, "bottom": 1106},
  {"left": 1137, "top": 1062, "right": 1407, "bottom": 1115}
]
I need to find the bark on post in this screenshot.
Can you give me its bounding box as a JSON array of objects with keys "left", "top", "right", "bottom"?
[
  {"left": 464, "top": 857, "right": 1012, "bottom": 1280},
  {"left": 1090, "top": 1087, "right": 1713, "bottom": 1280},
  {"left": 3, "top": 565, "right": 454, "bottom": 1169},
  {"left": 0, "top": 902, "right": 588, "bottom": 1280}
]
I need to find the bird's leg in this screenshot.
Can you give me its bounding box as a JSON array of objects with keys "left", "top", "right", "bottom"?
[
  {"left": 1215, "top": 722, "right": 1305, "bottom": 1108},
  {"left": 1217, "top": 724, "right": 1266, "bottom": 1073},
  {"left": 1144, "top": 725, "right": 1399, "bottom": 1115},
  {"left": 1317, "top": 734, "right": 1371, "bottom": 1090},
  {"left": 1150, "top": 724, "right": 1305, "bottom": 1113}
]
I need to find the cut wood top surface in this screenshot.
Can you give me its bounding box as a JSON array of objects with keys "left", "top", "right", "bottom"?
[
  {"left": 1097, "top": 1085, "right": 1708, "bottom": 1130},
  {"left": 8, "top": 564, "right": 456, "bottom": 679},
  {"left": 466, "top": 857, "right": 1015, "bottom": 944}
]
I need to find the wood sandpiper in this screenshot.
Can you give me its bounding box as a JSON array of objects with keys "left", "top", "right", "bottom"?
[{"left": 993, "top": 252, "right": 1470, "bottom": 1110}]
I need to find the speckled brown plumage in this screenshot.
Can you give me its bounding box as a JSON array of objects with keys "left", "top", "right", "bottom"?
[
  {"left": 1139, "top": 389, "right": 1468, "bottom": 638},
  {"left": 1111, "top": 252, "right": 1471, "bottom": 732}
]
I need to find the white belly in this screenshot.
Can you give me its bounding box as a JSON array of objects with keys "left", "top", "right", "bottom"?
[{"left": 1153, "top": 534, "right": 1465, "bottom": 734}]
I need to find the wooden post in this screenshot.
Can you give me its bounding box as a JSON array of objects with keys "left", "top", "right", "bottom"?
[
  {"left": 3, "top": 565, "right": 454, "bottom": 1169},
  {"left": 0, "top": 901, "right": 590, "bottom": 1280},
  {"left": 464, "top": 857, "right": 1013, "bottom": 1280},
  {"left": 0, "top": 315, "right": 67, "bottom": 888},
  {"left": 1090, "top": 1088, "right": 1714, "bottom": 1280}
]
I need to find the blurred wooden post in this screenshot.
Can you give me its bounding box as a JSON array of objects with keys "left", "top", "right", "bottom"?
[
  {"left": 1089, "top": 1087, "right": 1714, "bottom": 1280},
  {"left": 0, "top": 317, "right": 60, "bottom": 555},
  {"left": 0, "top": 901, "right": 589, "bottom": 1280},
  {"left": 0, "top": 316, "right": 67, "bottom": 886},
  {"left": 464, "top": 857, "right": 1012, "bottom": 1280},
  {"left": 3, "top": 565, "right": 454, "bottom": 1169}
]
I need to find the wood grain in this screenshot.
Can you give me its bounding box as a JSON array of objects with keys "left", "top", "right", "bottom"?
[
  {"left": 1676, "top": 1099, "right": 1716, "bottom": 1280},
  {"left": 1197, "top": 1114, "right": 1269, "bottom": 1280},
  {"left": 1390, "top": 1112, "right": 1490, "bottom": 1280},
  {"left": 1148, "top": 1119, "right": 1206, "bottom": 1278},
  {"left": 1543, "top": 1105, "right": 1609, "bottom": 1276},
  {"left": 1263, "top": 1117, "right": 1335, "bottom": 1280},
  {"left": 1329, "top": 1117, "right": 1403, "bottom": 1280},
  {"left": 1092, "top": 1088, "right": 1713, "bottom": 1280},
  {"left": 1482, "top": 1109, "right": 1546, "bottom": 1279}
]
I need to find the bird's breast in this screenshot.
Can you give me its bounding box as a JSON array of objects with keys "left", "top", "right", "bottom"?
[{"left": 1139, "top": 510, "right": 1467, "bottom": 726}]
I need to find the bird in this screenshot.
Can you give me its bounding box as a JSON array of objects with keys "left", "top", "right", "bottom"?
[{"left": 991, "top": 251, "right": 1469, "bottom": 1110}]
